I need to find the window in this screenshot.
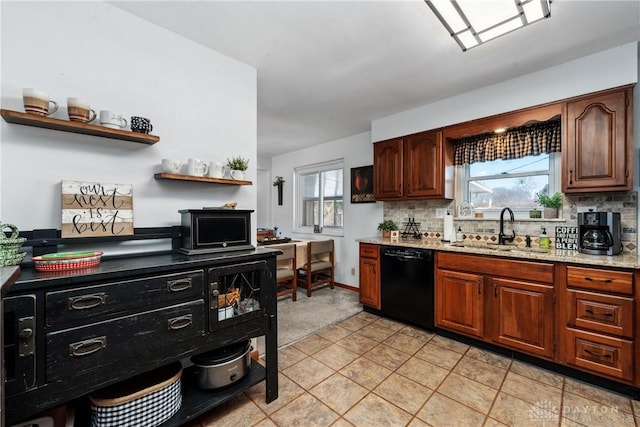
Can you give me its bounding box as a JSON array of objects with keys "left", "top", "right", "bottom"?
[
  {"left": 295, "top": 160, "right": 344, "bottom": 233},
  {"left": 457, "top": 153, "right": 560, "bottom": 218},
  {"left": 453, "top": 119, "right": 562, "bottom": 219}
]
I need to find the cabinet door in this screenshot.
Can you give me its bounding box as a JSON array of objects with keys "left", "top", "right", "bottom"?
[
  {"left": 404, "top": 130, "right": 443, "bottom": 198},
  {"left": 564, "top": 89, "right": 631, "bottom": 192},
  {"left": 359, "top": 257, "right": 380, "bottom": 309},
  {"left": 373, "top": 138, "right": 403, "bottom": 199},
  {"left": 491, "top": 278, "right": 554, "bottom": 359},
  {"left": 436, "top": 269, "right": 484, "bottom": 338}
]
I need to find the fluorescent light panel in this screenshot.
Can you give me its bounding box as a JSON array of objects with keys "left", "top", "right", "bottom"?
[{"left": 426, "top": 0, "right": 551, "bottom": 51}]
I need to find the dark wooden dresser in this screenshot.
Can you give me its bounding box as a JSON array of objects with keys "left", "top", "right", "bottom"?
[{"left": 3, "top": 249, "right": 279, "bottom": 426}]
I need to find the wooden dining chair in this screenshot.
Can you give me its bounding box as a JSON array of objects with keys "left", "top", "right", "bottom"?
[
  {"left": 275, "top": 243, "right": 297, "bottom": 301},
  {"left": 297, "top": 239, "right": 334, "bottom": 297}
]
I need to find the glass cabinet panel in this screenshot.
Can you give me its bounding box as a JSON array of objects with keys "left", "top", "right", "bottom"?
[{"left": 209, "top": 260, "right": 266, "bottom": 329}]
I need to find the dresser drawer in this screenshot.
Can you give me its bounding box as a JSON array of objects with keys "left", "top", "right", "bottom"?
[
  {"left": 46, "top": 270, "right": 205, "bottom": 328},
  {"left": 360, "top": 244, "right": 379, "bottom": 259},
  {"left": 567, "top": 290, "right": 633, "bottom": 338},
  {"left": 45, "top": 299, "right": 205, "bottom": 381},
  {"left": 566, "top": 266, "right": 633, "bottom": 295},
  {"left": 565, "top": 328, "right": 633, "bottom": 381}
]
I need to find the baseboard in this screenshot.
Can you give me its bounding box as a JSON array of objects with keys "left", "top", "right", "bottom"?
[{"left": 335, "top": 282, "right": 358, "bottom": 292}]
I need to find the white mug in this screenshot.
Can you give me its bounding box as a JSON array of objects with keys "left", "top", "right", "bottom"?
[
  {"left": 187, "top": 158, "right": 208, "bottom": 176},
  {"left": 208, "top": 161, "right": 224, "bottom": 178},
  {"left": 161, "top": 158, "right": 182, "bottom": 174},
  {"left": 99, "top": 110, "right": 127, "bottom": 129}
]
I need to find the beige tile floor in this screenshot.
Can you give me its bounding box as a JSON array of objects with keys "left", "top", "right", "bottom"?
[{"left": 190, "top": 312, "right": 639, "bottom": 427}]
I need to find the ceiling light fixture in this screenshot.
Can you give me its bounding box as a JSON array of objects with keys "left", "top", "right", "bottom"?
[{"left": 425, "top": 0, "right": 551, "bottom": 51}]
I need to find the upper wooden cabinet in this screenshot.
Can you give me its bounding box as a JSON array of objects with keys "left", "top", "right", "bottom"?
[
  {"left": 373, "top": 137, "right": 403, "bottom": 199},
  {"left": 563, "top": 87, "right": 633, "bottom": 193},
  {"left": 374, "top": 129, "right": 453, "bottom": 200}
]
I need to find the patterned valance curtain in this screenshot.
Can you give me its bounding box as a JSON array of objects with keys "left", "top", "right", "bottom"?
[{"left": 453, "top": 119, "right": 561, "bottom": 166}]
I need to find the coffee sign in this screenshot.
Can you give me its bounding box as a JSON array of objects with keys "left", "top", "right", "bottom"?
[
  {"left": 61, "top": 180, "right": 134, "bottom": 238},
  {"left": 555, "top": 226, "right": 578, "bottom": 250}
]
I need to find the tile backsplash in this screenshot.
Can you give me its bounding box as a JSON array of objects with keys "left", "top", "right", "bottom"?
[{"left": 382, "top": 192, "right": 637, "bottom": 255}]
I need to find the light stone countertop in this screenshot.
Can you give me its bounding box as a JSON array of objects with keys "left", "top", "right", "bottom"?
[{"left": 357, "top": 237, "right": 640, "bottom": 270}]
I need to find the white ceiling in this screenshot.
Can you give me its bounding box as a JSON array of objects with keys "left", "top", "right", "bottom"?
[{"left": 110, "top": 1, "right": 640, "bottom": 158}]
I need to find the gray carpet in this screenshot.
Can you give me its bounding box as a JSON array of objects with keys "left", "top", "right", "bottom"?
[{"left": 256, "top": 286, "right": 362, "bottom": 354}]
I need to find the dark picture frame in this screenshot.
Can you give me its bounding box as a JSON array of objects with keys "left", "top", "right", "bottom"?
[{"left": 351, "top": 165, "right": 375, "bottom": 203}]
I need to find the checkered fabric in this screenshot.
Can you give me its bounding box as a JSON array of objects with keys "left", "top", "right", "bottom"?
[
  {"left": 453, "top": 119, "right": 561, "bottom": 165},
  {"left": 90, "top": 377, "right": 181, "bottom": 427}
]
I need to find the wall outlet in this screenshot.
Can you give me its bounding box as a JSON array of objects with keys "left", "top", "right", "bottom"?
[
  {"left": 436, "top": 208, "right": 447, "bottom": 218},
  {"left": 351, "top": 267, "right": 356, "bottom": 276},
  {"left": 577, "top": 206, "right": 597, "bottom": 213}
]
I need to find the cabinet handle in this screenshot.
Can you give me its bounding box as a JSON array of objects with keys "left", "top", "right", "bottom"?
[
  {"left": 210, "top": 283, "right": 220, "bottom": 309},
  {"left": 584, "top": 276, "right": 613, "bottom": 283},
  {"left": 569, "top": 169, "right": 573, "bottom": 185},
  {"left": 167, "top": 278, "right": 192, "bottom": 292},
  {"left": 584, "top": 348, "right": 612, "bottom": 359},
  {"left": 69, "top": 336, "right": 107, "bottom": 357},
  {"left": 68, "top": 293, "right": 106, "bottom": 310},
  {"left": 477, "top": 278, "right": 482, "bottom": 295},
  {"left": 585, "top": 308, "right": 613, "bottom": 317},
  {"left": 494, "top": 282, "right": 498, "bottom": 297},
  {"left": 167, "top": 314, "right": 193, "bottom": 330}
]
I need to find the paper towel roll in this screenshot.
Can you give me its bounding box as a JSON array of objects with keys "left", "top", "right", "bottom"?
[{"left": 443, "top": 213, "right": 454, "bottom": 242}]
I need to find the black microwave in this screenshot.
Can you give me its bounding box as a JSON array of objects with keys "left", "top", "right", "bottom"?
[{"left": 179, "top": 209, "right": 254, "bottom": 255}]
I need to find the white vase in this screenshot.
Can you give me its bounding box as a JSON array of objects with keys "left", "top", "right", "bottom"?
[{"left": 230, "top": 170, "right": 245, "bottom": 180}]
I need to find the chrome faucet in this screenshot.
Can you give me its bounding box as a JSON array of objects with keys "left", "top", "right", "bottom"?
[{"left": 498, "top": 207, "right": 516, "bottom": 245}]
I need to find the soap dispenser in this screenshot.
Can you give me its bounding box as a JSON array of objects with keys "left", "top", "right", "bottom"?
[
  {"left": 456, "top": 226, "right": 464, "bottom": 242},
  {"left": 539, "top": 228, "right": 550, "bottom": 249}
]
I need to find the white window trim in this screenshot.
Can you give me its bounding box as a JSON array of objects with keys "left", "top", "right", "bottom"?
[
  {"left": 293, "top": 159, "right": 344, "bottom": 236},
  {"left": 454, "top": 152, "right": 561, "bottom": 219}
]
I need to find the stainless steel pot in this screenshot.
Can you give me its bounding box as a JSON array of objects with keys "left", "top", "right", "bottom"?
[{"left": 191, "top": 340, "right": 251, "bottom": 389}]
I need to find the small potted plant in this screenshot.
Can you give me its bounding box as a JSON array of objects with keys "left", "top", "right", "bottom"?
[
  {"left": 226, "top": 156, "right": 249, "bottom": 180},
  {"left": 535, "top": 191, "right": 562, "bottom": 219},
  {"left": 377, "top": 219, "right": 398, "bottom": 238},
  {"left": 273, "top": 176, "right": 285, "bottom": 205}
]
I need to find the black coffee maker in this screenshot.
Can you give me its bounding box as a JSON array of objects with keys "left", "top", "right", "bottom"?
[{"left": 578, "top": 211, "right": 622, "bottom": 255}]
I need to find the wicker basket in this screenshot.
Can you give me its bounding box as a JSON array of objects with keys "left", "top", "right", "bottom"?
[
  {"left": 89, "top": 362, "right": 182, "bottom": 427},
  {"left": 218, "top": 288, "right": 240, "bottom": 308}
]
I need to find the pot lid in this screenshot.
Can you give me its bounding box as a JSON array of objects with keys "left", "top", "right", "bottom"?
[{"left": 191, "top": 340, "right": 250, "bottom": 365}]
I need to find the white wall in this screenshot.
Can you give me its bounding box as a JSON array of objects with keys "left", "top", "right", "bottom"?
[
  {"left": 0, "top": 2, "right": 257, "bottom": 252},
  {"left": 271, "top": 131, "right": 383, "bottom": 288},
  {"left": 372, "top": 42, "right": 638, "bottom": 141}
]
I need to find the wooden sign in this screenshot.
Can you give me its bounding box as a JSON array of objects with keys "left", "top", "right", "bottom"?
[
  {"left": 61, "top": 180, "right": 134, "bottom": 238},
  {"left": 555, "top": 226, "right": 578, "bottom": 250}
]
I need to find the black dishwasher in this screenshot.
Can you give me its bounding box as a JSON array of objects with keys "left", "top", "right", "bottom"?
[{"left": 380, "top": 246, "right": 434, "bottom": 330}]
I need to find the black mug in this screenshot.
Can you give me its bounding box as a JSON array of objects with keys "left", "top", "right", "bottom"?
[{"left": 130, "top": 116, "right": 153, "bottom": 134}]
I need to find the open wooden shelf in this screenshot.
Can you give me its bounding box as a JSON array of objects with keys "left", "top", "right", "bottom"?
[
  {"left": 0, "top": 109, "right": 159, "bottom": 145},
  {"left": 154, "top": 173, "right": 252, "bottom": 185}
]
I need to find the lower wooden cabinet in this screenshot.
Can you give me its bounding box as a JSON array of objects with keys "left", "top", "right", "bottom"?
[
  {"left": 565, "top": 328, "right": 633, "bottom": 381},
  {"left": 359, "top": 243, "right": 380, "bottom": 309},
  {"left": 561, "top": 264, "right": 636, "bottom": 384},
  {"left": 435, "top": 269, "right": 483, "bottom": 338},
  {"left": 490, "top": 278, "right": 554, "bottom": 359},
  {"left": 436, "top": 252, "right": 556, "bottom": 359}
]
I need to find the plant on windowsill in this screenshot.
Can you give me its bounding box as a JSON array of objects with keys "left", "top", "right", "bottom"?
[
  {"left": 535, "top": 191, "right": 562, "bottom": 219},
  {"left": 226, "top": 156, "right": 249, "bottom": 180},
  {"left": 377, "top": 219, "right": 398, "bottom": 238}
]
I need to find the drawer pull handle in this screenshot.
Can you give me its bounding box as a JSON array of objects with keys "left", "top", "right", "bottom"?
[
  {"left": 584, "top": 276, "right": 613, "bottom": 283},
  {"left": 168, "top": 314, "right": 193, "bottom": 330},
  {"left": 69, "top": 336, "right": 107, "bottom": 357},
  {"left": 585, "top": 308, "right": 613, "bottom": 317},
  {"left": 584, "top": 348, "right": 612, "bottom": 359},
  {"left": 68, "top": 293, "right": 106, "bottom": 310},
  {"left": 167, "top": 278, "right": 192, "bottom": 292}
]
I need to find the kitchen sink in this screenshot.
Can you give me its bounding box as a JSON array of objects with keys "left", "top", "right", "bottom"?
[{"left": 450, "top": 241, "right": 550, "bottom": 254}]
